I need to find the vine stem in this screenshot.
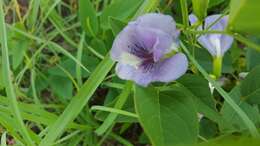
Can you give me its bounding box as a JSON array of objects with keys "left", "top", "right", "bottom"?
[{"left": 213, "top": 56, "right": 223, "bottom": 79}]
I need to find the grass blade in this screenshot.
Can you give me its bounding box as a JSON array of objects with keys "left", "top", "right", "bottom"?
[
  {"left": 0, "top": 1, "right": 35, "bottom": 146},
  {"left": 180, "top": 0, "right": 189, "bottom": 27},
  {"left": 94, "top": 81, "right": 134, "bottom": 135},
  {"left": 39, "top": 55, "right": 114, "bottom": 146},
  {"left": 91, "top": 106, "right": 138, "bottom": 118}
]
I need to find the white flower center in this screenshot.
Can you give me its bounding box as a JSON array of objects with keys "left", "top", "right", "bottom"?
[
  {"left": 170, "top": 42, "right": 179, "bottom": 51},
  {"left": 210, "top": 37, "right": 221, "bottom": 57},
  {"left": 120, "top": 52, "right": 142, "bottom": 69}
]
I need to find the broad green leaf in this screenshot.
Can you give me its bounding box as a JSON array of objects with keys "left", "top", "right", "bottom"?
[
  {"left": 177, "top": 74, "right": 223, "bottom": 124},
  {"left": 48, "top": 75, "right": 73, "bottom": 100},
  {"left": 240, "top": 66, "right": 260, "bottom": 104},
  {"left": 79, "top": 0, "right": 98, "bottom": 36},
  {"left": 246, "top": 49, "right": 260, "bottom": 71},
  {"left": 192, "top": 0, "right": 209, "bottom": 20},
  {"left": 100, "top": 0, "right": 143, "bottom": 29},
  {"left": 220, "top": 86, "right": 260, "bottom": 132},
  {"left": 8, "top": 23, "right": 30, "bottom": 70},
  {"left": 10, "top": 38, "right": 29, "bottom": 69},
  {"left": 199, "top": 118, "right": 218, "bottom": 139},
  {"left": 246, "top": 37, "right": 260, "bottom": 70},
  {"left": 178, "top": 74, "right": 215, "bottom": 109},
  {"left": 197, "top": 137, "right": 260, "bottom": 146},
  {"left": 109, "top": 17, "right": 127, "bottom": 36},
  {"left": 228, "top": 0, "right": 260, "bottom": 34},
  {"left": 90, "top": 38, "right": 108, "bottom": 56},
  {"left": 134, "top": 85, "right": 198, "bottom": 146}
]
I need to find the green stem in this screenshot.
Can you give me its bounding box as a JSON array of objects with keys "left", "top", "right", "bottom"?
[
  {"left": 213, "top": 56, "right": 223, "bottom": 79},
  {"left": 232, "top": 33, "right": 260, "bottom": 52},
  {"left": 180, "top": 0, "right": 189, "bottom": 28},
  {"left": 181, "top": 42, "right": 260, "bottom": 138},
  {"left": 0, "top": 1, "right": 35, "bottom": 146}
]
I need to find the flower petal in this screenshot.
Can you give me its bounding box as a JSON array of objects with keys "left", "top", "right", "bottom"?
[
  {"left": 135, "top": 26, "right": 173, "bottom": 62},
  {"left": 115, "top": 63, "right": 153, "bottom": 86},
  {"left": 220, "top": 35, "right": 234, "bottom": 55},
  {"left": 204, "top": 15, "right": 233, "bottom": 56},
  {"left": 198, "top": 35, "right": 217, "bottom": 56},
  {"left": 135, "top": 13, "right": 178, "bottom": 38},
  {"left": 189, "top": 14, "right": 203, "bottom": 30},
  {"left": 110, "top": 23, "right": 137, "bottom": 61},
  {"left": 153, "top": 53, "right": 188, "bottom": 82},
  {"left": 190, "top": 14, "right": 234, "bottom": 57},
  {"left": 115, "top": 53, "right": 188, "bottom": 86},
  {"left": 204, "top": 15, "right": 225, "bottom": 31},
  {"left": 189, "top": 14, "right": 198, "bottom": 25}
]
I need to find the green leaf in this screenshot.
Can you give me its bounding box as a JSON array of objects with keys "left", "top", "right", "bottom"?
[
  {"left": 246, "top": 49, "right": 260, "bottom": 70},
  {"left": 134, "top": 85, "right": 198, "bottom": 146},
  {"left": 197, "top": 137, "right": 260, "bottom": 146},
  {"left": 246, "top": 37, "right": 260, "bottom": 70},
  {"left": 240, "top": 66, "right": 260, "bottom": 104},
  {"left": 177, "top": 74, "right": 223, "bottom": 124},
  {"left": 100, "top": 0, "right": 143, "bottom": 29},
  {"left": 220, "top": 86, "right": 260, "bottom": 132},
  {"left": 39, "top": 55, "right": 114, "bottom": 146},
  {"left": 90, "top": 38, "right": 108, "bottom": 56},
  {"left": 192, "top": 0, "right": 209, "bottom": 20},
  {"left": 109, "top": 17, "right": 127, "bottom": 36},
  {"left": 228, "top": 0, "right": 260, "bottom": 34},
  {"left": 133, "top": 0, "right": 159, "bottom": 19},
  {"left": 48, "top": 56, "right": 98, "bottom": 78},
  {"left": 208, "top": 0, "right": 225, "bottom": 8},
  {"left": 79, "top": 0, "right": 98, "bottom": 36},
  {"left": 8, "top": 23, "right": 30, "bottom": 70},
  {"left": 95, "top": 81, "right": 133, "bottom": 135},
  {"left": 0, "top": 64, "right": 4, "bottom": 89},
  {"left": 0, "top": 1, "right": 35, "bottom": 145},
  {"left": 95, "top": 89, "right": 137, "bottom": 123},
  {"left": 0, "top": 96, "right": 89, "bottom": 130},
  {"left": 10, "top": 39, "right": 29, "bottom": 69},
  {"left": 49, "top": 75, "right": 73, "bottom": 100},
  {"left": 178, "top": 74, "right": 215, "bottom": 109},
  {"left": 199, "top": 118, "right": 218, "bottom": 139},
  {"left": 181, "top": 42, "right": 260, "bottom": 137}
]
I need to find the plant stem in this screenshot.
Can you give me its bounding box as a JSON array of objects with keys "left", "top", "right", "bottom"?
[
  {"left": 213, "top": 56, "right": 223, "bottom": 78},
  {"left": 180, "top": 0, "right": 189, "bottom": 28}
]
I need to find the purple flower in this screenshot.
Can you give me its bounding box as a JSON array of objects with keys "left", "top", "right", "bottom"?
[
  {"left": 110, "top": 13, "right": 188, "bottom": 86},
  {"left": 189, "top": 14, "right": 234, "bottom": 57}
]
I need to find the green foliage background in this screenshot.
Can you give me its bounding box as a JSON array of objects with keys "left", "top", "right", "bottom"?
[{"left": 0, "top": 0, "right": 260, "bottom": 146}]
